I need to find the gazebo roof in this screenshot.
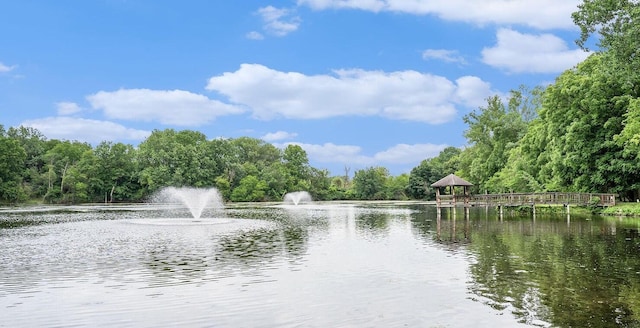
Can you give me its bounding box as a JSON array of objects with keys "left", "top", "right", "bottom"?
[{"left": 430, "top": 174, "right": 473, "bottom": 187}]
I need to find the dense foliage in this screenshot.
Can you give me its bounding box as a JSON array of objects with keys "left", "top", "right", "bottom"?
[{"left": 0, "top": 127, "right": 414, "bottom": 204}]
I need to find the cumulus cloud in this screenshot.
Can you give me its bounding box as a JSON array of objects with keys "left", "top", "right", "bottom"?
[
  {"left": 279, "top": 141, "right": 448, "bottom": 168},
  {"left": 481, "top": 28, "right": 591, "bottom": 74},
  {"left": 207, "top": 64, "right": 494, "bottom": 124},
  {"left": 246, "top": 31, "right": 265, "bottom": 40},
  {"left": 257, "top": 6, "right": 301, "bottom": 36},
  {"left": 298, "top": 0, "right": 580, "bottom": 29},
  {"left": 0, "top": 62, "right": 16, "bottom": 73},
  {"left": 422, "top": 49, "right": 466, "bottom": 64},
  {"left": 86, "top": 88, "right": 245, "bottom": 126},
  {"left": 262, "top": 130, "right": 298, "bottom": 141},
  {"left": 56, "top": 102, "right": 83, "bottom": 115},
  {"left": 454, "top": 76, "right": 494, "bottom": 108},
  {"left": 21, "top": 117, "right": 151, "bottom": 143},
  {"left": 279, "top": 142, "right": 371, "bottom": 165},
  {"left": 372, "top": 143, "right": 448, "bottom": 164}
]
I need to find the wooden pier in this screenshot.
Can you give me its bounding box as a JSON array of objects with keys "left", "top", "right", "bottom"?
[{"left": 435, "top": 192, "right": 616, "bottom": 208}]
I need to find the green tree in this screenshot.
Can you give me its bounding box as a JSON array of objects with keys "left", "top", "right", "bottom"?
[
  {"left": 261, "top": 162, "right": 291, "bottom": 200},
  {"left": 386, "top": 174, "right": 409, "bottom": 200},
  {"left": 0, "top": 135, "right": 27, "bottom": 202},
  {"left": 93, "top": 141, "right": 140, "bottom": 202},
  {"left": 283, "top": 144, "right": 311, "bottom": 191},
  {"left": 307, "top": 167, "right": 330, "bottom": 201},
  {"left": 352, "top": 166, "right": 389, "bottom": 200},
  {"left": 230, "top": 175, "right": 267, "bottom": 202},
  {"left": 226, "top": 137, "right": 282, "bottom": 190},
  {"left": 573, "top": 0, "right": 640, "bottom": 82},
  {"left": 6, "top": 126, "right": 47, "bottom": 198},
  {"left": 408, "top": 146, "right": 461, "bottom": 199},
  {"left": 137, "top": 129, "right": 215, "bottom": 194},
  {"left": 458, "top": 87, "right": 537, "bottom": 193},
  {"left": 615, "top": 98, "right": 640, "bottom": 155},
  {"left": 532, "top": 54, "right": 640, "bottom": 197},
  {"left": 42, "top": 140, "right": 92, "bottom": 203}
]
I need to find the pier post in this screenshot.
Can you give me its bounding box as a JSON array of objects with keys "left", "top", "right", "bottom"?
[
  {"left": 436, "top": 207, "right": 441, "bottom": 240},
  {"left": 532, "top": 204, "right": 536, "bottom": 221}
]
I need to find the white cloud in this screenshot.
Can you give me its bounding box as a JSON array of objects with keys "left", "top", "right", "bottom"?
[
  {"left": 278, "top": 141, "right": 448, "bottom": 170},
  {"left": 257, "top": 6, "right": 301, "bottom": 36},
  {"left": 262, "top": 130, "right": 298, "bottom": 141},
  {"left": 21, "top": 117, "right": 151, "bottom": 143},
  {"left": 298, "top": 0, "right": 580, "bottom": 29},
  {"left": 422, "top": 49, "right": 466, "bottom": 64},
  {"left": 0, "top": 62, "right": 16, "bottom": 73},
  {"left": 454, "top": 76, "right": 493, "bottom": 108},
  {"left": 206, "top": 64, "right": 494, "bottom": 124},
  {"left": 280, "top": 142, "right": 371, "bottom": 165},
  {"left": 372, "top": 143, "right": 448, "bottom": 164},
  {"left": 56, "top": 102, "right": 83, "bottom": 115},
  {"left": 246, "top": 31, "right": 265, "bottom": 40},
  {"left": 86, "top": 88, "right": 245, "bottom": 126},
  {"left": 481, "top": 28, "right": 591, "bottom": 74}
]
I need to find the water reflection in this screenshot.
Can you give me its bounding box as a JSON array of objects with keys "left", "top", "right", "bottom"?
[
  {"left": 3, "top": 204, "right": 640, "bottom": 327},
  {"left": 460, "top": 208, "right": 640, "bottom": 327}
]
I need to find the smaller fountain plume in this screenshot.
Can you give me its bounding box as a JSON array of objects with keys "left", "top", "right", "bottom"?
[
  {"left": 152, "top": 187, "right": 223, "bottom": 219},
  {"left": 283, "top": 191, "right": 313, "bottom": 205}
]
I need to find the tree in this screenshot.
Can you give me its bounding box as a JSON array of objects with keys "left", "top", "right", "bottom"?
[
  {"left": 0, "top": 136, "right": 27, "bottom": 202},
  {"left": 137, "top": 129, "right": 215, "bottom": 194},
  {"left": 458, "top": 89, "right": 533, "bottom": 192},
  {"left": 225, "top": 137, "right": 282, "bottom": 190},
  {"left": 93, "top": 141, "right": 140, "bottom": 202},
  {"left": 408, "top": 160, "right": 438, "bottom": 200},
  {"left": 408, "top": 146, "right": 461, "bottom": 199},
  {"left": 386, "top": 174, "right": 409, "bottom": 200},
  {"left": 283, "top": 144, "right": 311, "bottom": 191},
  {"left": 517, "top": 54, "right": 640, "bottom": 198},
  {"left": 6, "top": 126, "right": 47, "bottom": 195},
  {"left": 260, "top": 162, "right": 291, "bottom": 200},
  {"left": 230, "top": 175, "right": 267, "bottom": 202},
  {"left": 42, "top": 140, "right": 91, "bottom": 203},
  {"left": 352, "top": 167, "right": 389, "bottom": 200},
  {"left": 307, "top": 167, "right": 330, "bottom": 200},
  {"left": 615, "top": 98, "right": 640, "bottom": 155},
  {"left": 573, "top": 0, "right": 640, "bottom": 86}
]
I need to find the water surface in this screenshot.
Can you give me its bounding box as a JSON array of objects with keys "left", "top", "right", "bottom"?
[{"left": 1, "top": 203, "right": 639, "bottom": 327}]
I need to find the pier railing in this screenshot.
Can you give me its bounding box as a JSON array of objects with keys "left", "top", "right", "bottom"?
[{"left": 436, "top": 192, "right": 616, "bottom": 207}]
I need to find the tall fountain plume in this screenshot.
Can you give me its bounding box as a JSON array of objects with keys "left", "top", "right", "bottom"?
[
  {"left": 283, "top": 191, "right": 313, "bottom": 205},
  {"left": 152, "top": 187, "right": 223, "bottom": 219}
]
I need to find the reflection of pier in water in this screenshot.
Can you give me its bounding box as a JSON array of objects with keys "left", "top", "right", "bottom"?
[{"left": 436, "top": 207, "right": 471, "bottom": 244}]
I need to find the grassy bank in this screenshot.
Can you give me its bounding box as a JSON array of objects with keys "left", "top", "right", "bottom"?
[{"left": 600, "top": 202, "right": 640, "bottom": 217}]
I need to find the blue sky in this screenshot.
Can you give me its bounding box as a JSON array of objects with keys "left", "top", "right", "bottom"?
[{"left": 0, "top": 0, "right": 590, "bottom": 176}]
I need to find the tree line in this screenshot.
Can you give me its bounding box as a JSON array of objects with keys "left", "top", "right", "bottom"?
[
  {"left": 1, "top": 0, "right": 638, "bottom": 204},
  {"left": 0, "top": 126, "right": 412, "bottom": 204}
]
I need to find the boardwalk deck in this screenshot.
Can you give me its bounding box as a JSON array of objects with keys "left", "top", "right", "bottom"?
[{"left": 436, "top": 192, "right": 616, "bottom": 207}]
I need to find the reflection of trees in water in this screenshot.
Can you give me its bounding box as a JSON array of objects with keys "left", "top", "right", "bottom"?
[
  {"left": 142, "top": 238, "right": 212, "bottom": 286},
  {"left": 355, "top": 212, "right": 390, "bottom": 235},
  {"left": 467, "top": 216, "right": 640, "bottom": 327},
  {"left": 215, "top": 226, "right": 307, "bottom": 265},
  {"left": 142, "top": 225, "right": 310, "bottom": 285}
]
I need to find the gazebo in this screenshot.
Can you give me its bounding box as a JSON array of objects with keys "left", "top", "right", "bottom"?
[{"left": 430, "top": 174, "right": 473, "bottom": 207}]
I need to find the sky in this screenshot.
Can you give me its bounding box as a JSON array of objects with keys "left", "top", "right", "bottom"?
[{"left": 0, "top": 0, "right": 592, "bottom": 176}]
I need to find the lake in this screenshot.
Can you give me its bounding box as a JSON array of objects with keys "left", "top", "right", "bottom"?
[{"left": 1, "top": 202, "right": 639, "bottom": 327}]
